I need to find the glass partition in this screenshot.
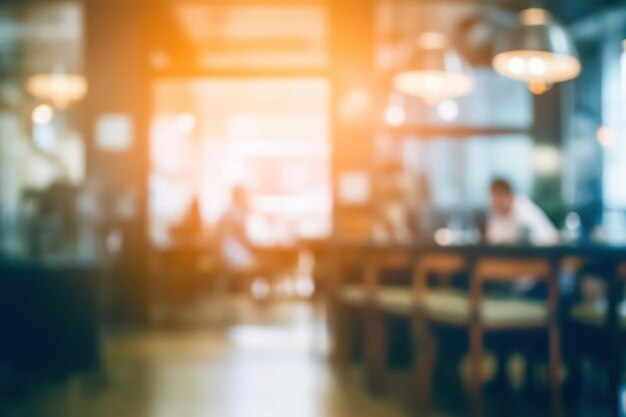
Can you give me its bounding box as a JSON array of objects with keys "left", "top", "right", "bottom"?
[{"left": 0, "top": 1, "right": 93, "bottom": 261}]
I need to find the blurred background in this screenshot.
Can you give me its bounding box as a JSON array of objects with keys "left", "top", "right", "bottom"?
[{"left": 0, "top": 0, "right": 625, "bottom": 416}]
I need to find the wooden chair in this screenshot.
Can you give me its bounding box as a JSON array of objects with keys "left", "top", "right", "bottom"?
[
  {"left": 360, "top": 253, "right": 468, "bottom": 398},
  {"left": 330, "top": 245, "right": 413, "bottom": 394},
  {"left": 414, "top": 256, "right": 561, "bottom": 417},
  {"left": 566, "top": 261, "right": 626, "bottom": 417},
  {"left": 360, "top": 249, "right": 413, "bottom": 394}
]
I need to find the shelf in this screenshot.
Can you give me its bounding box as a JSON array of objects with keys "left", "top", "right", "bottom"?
[{"left": 386, "top": 125, "right": 530, "bottom": 139}]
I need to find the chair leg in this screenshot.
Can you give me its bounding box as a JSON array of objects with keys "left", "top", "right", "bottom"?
[
  {"left": 608, "top": 340, "right": 622, "bottom": 417},
  {"left": 330, "top": 300, "right": 352, "bottom": 365},
  {"left": 470, "top": 324, "right": 484, "bottom": 417},
  {"left": 413, "top": 332, "right": 437, "bottom": 417},
  {"left": 549, "top": 323, "right": 562, "bottom": 417},
  {"left": 364, "top": 306, "right": 387, "bottom": 395}
]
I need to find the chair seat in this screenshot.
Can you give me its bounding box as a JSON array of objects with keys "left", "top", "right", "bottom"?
[
  {"left": 570, "top": 301, "right": 626, "bottom": 328},
  {"left": 341, "top": 286, "right": 548, "bottom": 327},
  {"left": 425, "top": 290, "right": 548, "bottom": 327},
  {"left": 339, "top": 286, "right": 412, "bottom": 314},
  {"left": 339, "top": 285, "right": 367, "bottom": 305}
]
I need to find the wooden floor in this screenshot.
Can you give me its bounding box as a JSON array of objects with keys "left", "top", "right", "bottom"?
[{"left": 0, "top": 299, "right": 412, "bottom": 417}]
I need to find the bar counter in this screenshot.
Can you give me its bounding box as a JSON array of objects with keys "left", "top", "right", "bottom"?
[{"left": 0, "top": 256, "right": 103, "bottom": 383}]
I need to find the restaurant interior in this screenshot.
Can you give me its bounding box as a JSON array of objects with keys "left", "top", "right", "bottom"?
[{"left": 1, "top": 0, "right": 626, "bottom": 416}]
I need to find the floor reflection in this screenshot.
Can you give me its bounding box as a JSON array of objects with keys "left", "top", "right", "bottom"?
[{"left": 0, "top": 299, "right": 408, "bottom": 417}]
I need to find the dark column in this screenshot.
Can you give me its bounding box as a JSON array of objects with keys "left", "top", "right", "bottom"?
[{"left": 84, "top": 0, "right": 151, "bottom": 325}]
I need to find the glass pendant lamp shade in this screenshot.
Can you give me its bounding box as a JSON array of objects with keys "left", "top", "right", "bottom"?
[
  {"left": 493, "top": 8, "right": 580, "bottom": 93},
  {"left": 393, "top": 32, "right": 474, "bottom": 105},
  {"left": 26, "top": 73, "right": 88, "bottom": 109}
]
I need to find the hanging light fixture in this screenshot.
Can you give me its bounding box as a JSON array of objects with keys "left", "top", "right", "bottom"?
[
  {"left": 26, "top": 72, "right": 88, "bottom": 109},
  {"left": 393, "top": 32, "right": 474, "bottom": 105},
  {"left": 493, "top": 7, "right": 581, "bottom": 94}
]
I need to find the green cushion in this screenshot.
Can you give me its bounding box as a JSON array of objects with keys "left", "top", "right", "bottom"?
[
  {"left": 339, "top": 286, "right": 412, "bottom": 314},
  {"left": 340, "top": 285, "right": 367, "bottom": 305},
  {"left": 425, "top": 290, "right": 548, "bottom": 326},
  {"left": 375, "top": 288, "right": 413, "bottom": 315},
  {"left": 570, "top": 301, "right": 626, "bottom": 327},
  {"left": 340, "top": 286, "right": 548, "bottom": 327}
]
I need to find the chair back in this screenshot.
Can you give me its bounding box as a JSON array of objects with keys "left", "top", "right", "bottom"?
[
  {"left": 470, "top": 257, "right": 557, "bottom": 322},
  {"left": 413, "top": 253, "right": 468, "bottom": 303}
]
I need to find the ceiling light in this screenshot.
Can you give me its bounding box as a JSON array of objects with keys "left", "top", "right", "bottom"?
[
  {"left": 493, "top": 8, "right": 580, "bottom": 94},
  {"left": 32, "top": 104, "right": 54, "bottom": 125},
  {"left": 394, "top": 32, "right": 474, "bottom": 105},
  {"left": 26, "top": 73, "right": 88, "bottom": 108}
]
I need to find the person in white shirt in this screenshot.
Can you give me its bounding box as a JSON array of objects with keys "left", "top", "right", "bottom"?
[
  {"left": 217, "top": 185, "right": 256, "bottom": 270},
  {"left": 487, "top": 178, "right": 559, "bottom": 246}
]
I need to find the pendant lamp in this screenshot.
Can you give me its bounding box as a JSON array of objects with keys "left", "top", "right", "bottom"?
[
  {"left": 393, "top": 32, "right": 474, "bottom": 105},
  {"left": 493, "top": 7, "right": 580, "bottom": 94}
]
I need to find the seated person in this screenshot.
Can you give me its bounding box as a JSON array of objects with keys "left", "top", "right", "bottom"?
[
  {"left": 487, "top": 178, "right": 559, "bottom": 245},
  {"left": 217, "top": 185, "right": 256, "bottom": 271}
]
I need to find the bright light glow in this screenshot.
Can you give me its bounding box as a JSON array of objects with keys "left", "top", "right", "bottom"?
[
  {"left": 395, "top": 32, "right": 473, "bottom": 105},
  {"left": 339, "top": 88, "right": 371, "bottom": 121},
  {"left": 521, "top": 8, "right": 550, "bottom": 26},
  {"left": 394, "top": 71, "right": 473, "bottom": 105},
  {"left": 176, "top": 113, "right": 196, "bottom": 134},
  {"left": 528, "top": 57, "right": 547, "bottom": 75},
  {"left": 384, "top": 104, "right": 406, "bottom": 126},
  {"left": 493, "top": 8, "right": 580, "bottom": 87},
  {"left": 26, "top": 73, "right": 87, "bottom": 108},
  {"left": 533, "top": 145, "right": 561, "bottom": 175},
  {"left": 417, "top": 32, "right": 448, "bottom": 50},
  {"left": 295, "top": 276, "right": 315, "bottom": 298},
  {"left": 597, "top": 126, "right": 615, "bottom": 148},
  {"left": 507, "top": 57, "right": 526, "bottom": 75},
  {"left": 251, "top": 278, "right": 270, "bottom": 299},
  {"left": 437, "top": 99, "right": 459, "bottom": 123},
  {"left": 565, "top": 212, "right": 582, "bottom": 230},
  {"left": 434, "top": 228, "right": 454, "bottom": 246},
  {"left": 494, "top": 51, "right": 580, "bottom": 85},
  {"left": 529, "top": 81, "right": 551, "bottom": 95},
  {"left": 32, "top": 104, "right": 54, "bottom": 125}
]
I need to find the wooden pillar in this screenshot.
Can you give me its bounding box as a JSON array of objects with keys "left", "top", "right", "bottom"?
[
  {"left": 330, "top": 0, "right": 377, "bottom": 240},
  {"left": 84, "top": 0, "right": 151, "bottom": 325}
]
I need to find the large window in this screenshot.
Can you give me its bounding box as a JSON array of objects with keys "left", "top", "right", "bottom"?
[
  {"left": 0, "top": 2, "right": 88, "bottom": 260},
  {"left": 150, "top": 78, "right": 331, "bottom": 247}
]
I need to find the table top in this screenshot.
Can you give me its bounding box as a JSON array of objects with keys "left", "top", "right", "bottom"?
[{"left": 333, "top": 239, "right": 626, "bottom": 259}]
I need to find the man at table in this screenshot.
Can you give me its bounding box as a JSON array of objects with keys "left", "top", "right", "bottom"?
[{"left": 487, "top": 178, "right": 559, "bottom": 245}]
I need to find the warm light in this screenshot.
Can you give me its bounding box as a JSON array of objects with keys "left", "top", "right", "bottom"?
[
  {"left": 533, "top": 145, "right": 561, "bottom": 175},
  {"left": 493, "top": 8, "right": 580, "bottom": 88},
  {"left": 339, "top": 88, "right": 371, "bottom": 121},
  {"left": 529, "top": 81, "right": 551, "bottom": 95},
  {"left": 394, "top": 32, "right": 473, "bottom": 105},
  {"left": 528, "top": 57, "right": 547, "bottom": 75},
  {"left": 521, "top": 8, "right": 550, "bottom": 25},
  {"left": 494, "top": 52, "right": 580, "bottom": 85},
  {"left": 507, "top": 57, "right": 526, "bottom": 75},
  {"left": 32, "top": 104, "right": 54, "bottom": 125},
  {"left": 597, "top": 126, "right": 615, "bottom": 148},
  {"left": 437, "top": 99, "right": 459, "bottom": 122},
  {"left": 434, "top": 228, "right": 455, "bottom": 246},
  {"left": 26, "top": 73, "right": 88, "bottom": 109},
  {"left": 251, "top": 278, "right": 271, "bottom": 299},
  {"left": 417, "top": 32, "right": 448, "bottom": 50},
  {"left": 176, "top": 113, "right": 196, "bottom": 134},
  {"left": 384, "top": 104, "right": 406, "bottom": 126},
  {"left": 394, "top": 71, "right": 473, "bottom": 105}
]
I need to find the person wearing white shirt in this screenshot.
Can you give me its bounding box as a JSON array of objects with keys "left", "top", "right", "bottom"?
[{"left": 487, "top": 178, "right": 559, "bottom": 246}]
